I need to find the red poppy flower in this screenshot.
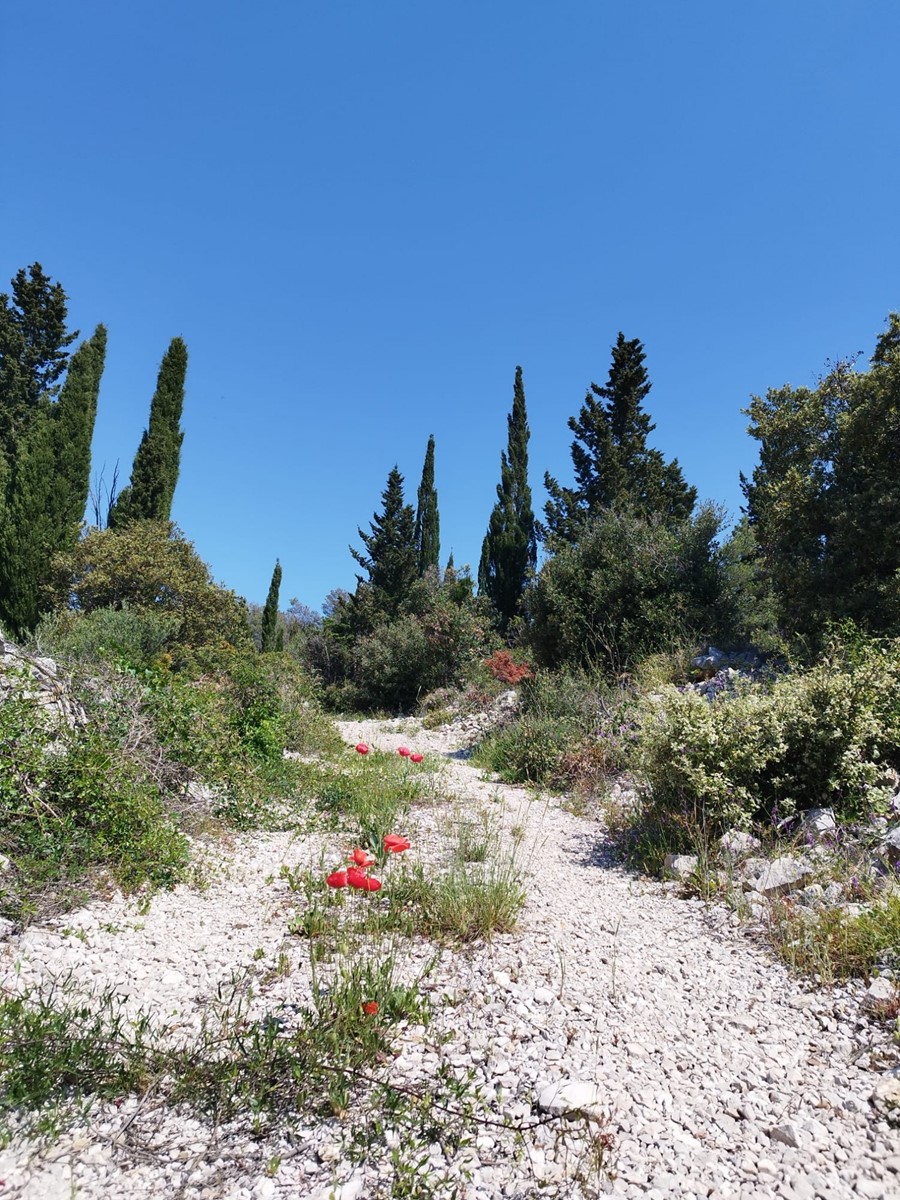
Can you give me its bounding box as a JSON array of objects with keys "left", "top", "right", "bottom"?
[
  {"left": 355, "top": 743, "right": 369, "bottom": 755},
  {"left": 351, "top": 873, "right": 381, "bottom": 891},
  {"left": 362, "top": 1000, "right": 379, "bottom": 1016},
  {"left": 383, "top": 834, "right": 411, "bottom": 853},
  {"left": 397, "top": 746, "right": 411, "bottom": 757},
  {"left": 349, "top": 847, "right": 376, "bottom": 868},
  {"left": 326, "top": 870, "right": 348, "bottom": 888},
  {"left": 410, "top": 753, "right": 424, "bottom": 763}
]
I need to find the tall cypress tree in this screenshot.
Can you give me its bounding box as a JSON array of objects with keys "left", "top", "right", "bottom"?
[
  {"left": 543, "top": 333, "right": 696, "bottom": 545},
  {"left": 0, "top": 269, "right": 107, "bottom": 635},
  {"left": 478, "top": 366, "right": 536, "bottom": 629},
  {"left": 50, "top": 325, "right": 107, "bottom": 543},
  {"left": 110, "top": 337, "right": 187, "bottom": 527},
  {"left": 351, "top": 466, "right": 418, "bottom": 618},
  {"left": 260, "top": 559, "right": 282, "bottom": 652},
  {"left": 414, "top": 434, "right": 440, "bottom": 576}
]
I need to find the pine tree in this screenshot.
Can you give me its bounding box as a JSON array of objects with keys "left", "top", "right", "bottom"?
[
  {"left": 110, "top": 337, "right": 187, "bottom": 527},
  {"left": 351, "top": 466, "right": 418, "bottom": 618},
  {"left": 0, "top": 263, "right": 77, "bottom": 460},
  {"left": 478, "top": 366, "right": 536, "bottom": 629},
  {"left": 414, "top": 434, "right": 440, "bottom": 575},
  {"left": 260, "top": 559, "right": 282, "bottom": 652},
  {"left": 543, "top": 333, "right": 696, "bottom": 545}
]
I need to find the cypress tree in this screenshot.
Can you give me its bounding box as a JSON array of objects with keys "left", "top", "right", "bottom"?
[
  {"left": 110, "top": 337, "right": 187, "bottom": 527},
  {"left": 260, "top": 559, "right": 282, "bottom": 652},
  {"left": 478, "top": 366, "right": 536, "bottom": 629},
  {"left": 0, "top": 270, "right": 104, "bottom": 635},
  {"left": 414, "top": 434, "right": 440, "bottom": 575},
  {"left": 543, "top": 333, "right": 696, "bottom": 545},
  {"left": 350, "top": 466, "right": 418, "bottom": 618},
  {"left": 50, "top": 325, "right": 107, "bottom": 544}
]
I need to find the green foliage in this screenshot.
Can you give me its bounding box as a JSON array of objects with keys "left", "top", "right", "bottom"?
[
  {"left": 478, "top": 366, "right": 536, "bottom": 630},
  {"left": 528, "top": 504, "right": 727, "bottom": 675},
  {"left": 717, "top": 515, "right": 781, "bottom": 651},
  {"left": 0, "top": 955, "right": 428, "bottom": 1144},
  {"left": 260, "top": 559, "right": 282, "bottom": 652},
  {"left": 543, "top": 332, "right": 696, "bottom": 545},
  {"left": 322, "top": 579, "right": 491, "bottom": 713},
  {"left": 350, "top": 466, "right": 419, "bottom": 624},
  {"left": 0, "top": 280, "right": 105, "bottom": 635},
  {"left": 31, "top": 604, "right": 180, "bottom": 670},
  {"left": 0, "top": 694, "right": 188, "bottom": 921},
  {"left": 47, "top": 325, "right": 107, "bottom": 547},
  {"left": 109, "top": 337, "right": 187, "bottom": 526},
  {"left": 767, "top": 892, "right": 900, "bottom": 983},
  {"left": 0, "top": 262, "right": 76, "bottom": 456},
  {"left": 49, "top": 521, "right": 252, "bottom": 669},
  {"left": 415, "top": 434, "right": 440, "bottom": 576},
  {"left": 632, "top": 632, "right": 900, "bottom": 836},
  {"left": 475, "top": 669, "right": 633, "bottom": 789},
  {"left": 744, "top": 315, "right": 900, "bottom": 642}
]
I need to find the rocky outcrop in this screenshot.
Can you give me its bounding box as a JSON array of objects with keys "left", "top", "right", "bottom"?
[{"left": 0, "top": 633, "right": 85, "bottom": 731}]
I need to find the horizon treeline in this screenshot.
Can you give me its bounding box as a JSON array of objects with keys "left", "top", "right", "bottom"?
[{"left": 3, "top": 262, "right": 899, "bottom": 712}]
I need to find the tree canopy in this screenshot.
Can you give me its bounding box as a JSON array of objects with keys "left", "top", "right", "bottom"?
[{"left": 543, "top": 333, "right": 696, "bottom": 545}]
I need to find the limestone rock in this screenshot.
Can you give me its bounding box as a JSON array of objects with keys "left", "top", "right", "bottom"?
[
  {"left": 743, "top": 855, "right": 813, "bottom": 897},
  {"left": 871, "top": 1071, "right": 900, "bottom": 1123},
  {"left": 800, "top": 808, "right": 837, "bottom": 842},
  {"left": 537, "top": 1079, "right": 605, "bottom": 1119},
  {"left": 863, "top": 976, "right": 898, "bottom": 1011},
  {"left": 878, "top": 825, "right": 900, "bottom": 867},
  {"left": 663, "top": 853, "right": 699, "bottom": 880},
  {"left": 718, "top": 830, "right": 762, "bottom": 863}
]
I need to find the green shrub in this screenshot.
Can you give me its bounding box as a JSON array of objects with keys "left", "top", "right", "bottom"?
[
  {"left": 31, "top": 604, "right": 180, "bottom": 670},
  {"left": 475, "top": 669, "right": 633, "bottom": 789},
  {"left": 48, "top": 521, "right": 252, "bottom": 669},
  {"left": 527, "top": 505, "right": 729, "bottom": 677},
  {"left": 633, "top": 633, "right": 900, "bottom": 834},
  {"left": 0, "top": 695, "right": 188, "bottom": 920}
]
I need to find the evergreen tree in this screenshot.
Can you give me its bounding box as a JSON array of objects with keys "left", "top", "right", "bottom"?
[
  {"left": 260, "top": 559, "right": 282, "bottom": 652},
  {"left": 543, "top": 333, "right": 696, "bottom": 544},
  {"left": 50, "top": 325, "right": 107, "bottom": 542},
  {"left": 478, "top": 366, "right": 536, "bottom": 629},
  {"left": 110, "top": 337, "right": 187, "bottom": 527},
  {"left": 0, "top": 263, "right": 77, "bottom": 459},
  {"left": 0, "top": 267, "right": 103, "bottom": 635},
  {"left": 414, "top": 434, "right": 440, "bottom": 575},
  {"left": 350, "top": 466, "right": 418, "bottom": 619},
  {"left": 744, "top": 314, "right": 900, "bottom": 639}
]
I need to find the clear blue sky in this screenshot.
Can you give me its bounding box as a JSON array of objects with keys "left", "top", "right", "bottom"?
[{"left": 3, "top": 1, "right": 898, "bottom": 611}]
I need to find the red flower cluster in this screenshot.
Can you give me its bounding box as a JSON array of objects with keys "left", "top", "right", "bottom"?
[
  {"left": 383, "top": 833, "right": 411, "bottom": 853},
  {"left": 355, "top": 743, "right": 369, "bottom": 755},
  {"left": 362, "top": 1000, "right": 379, "bottom": 1016},
  {"left": 397, "top": 746, "right": 424, "bottom": 764}
]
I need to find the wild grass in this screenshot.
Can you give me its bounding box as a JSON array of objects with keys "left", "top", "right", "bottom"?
[
  {"left": 0, "top": 953, "right": 428, "bottom": 1148},
  {"left": 765, "top": 891, "right": 900, "bottom": 985}
]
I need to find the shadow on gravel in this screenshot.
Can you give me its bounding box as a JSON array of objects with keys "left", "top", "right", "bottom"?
[
  {"left": 443, "top": 748, "right": 474, "bottom": 760},
  {"left": 567, "top": 829, "right": 624, "bottom": 871}
]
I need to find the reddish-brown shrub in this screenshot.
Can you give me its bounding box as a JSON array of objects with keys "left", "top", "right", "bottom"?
[{"left": 484, "top": 650, "right": 533, "bottom": 685}]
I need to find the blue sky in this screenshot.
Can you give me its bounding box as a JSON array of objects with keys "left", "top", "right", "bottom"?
[{"left": 3, "top": 1, "right": 898, "bottom": 610}]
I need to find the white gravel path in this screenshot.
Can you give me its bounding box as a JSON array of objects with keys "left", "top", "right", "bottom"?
[{"left": 1, "top": 716, "right": 899, "bottom": 1199}]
